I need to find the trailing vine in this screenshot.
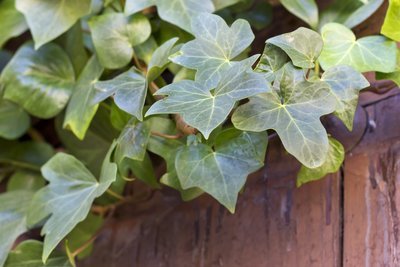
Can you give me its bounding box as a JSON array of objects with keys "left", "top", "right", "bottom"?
[{"left": 0, "top": 0, "right": 399, "bottom": 266}]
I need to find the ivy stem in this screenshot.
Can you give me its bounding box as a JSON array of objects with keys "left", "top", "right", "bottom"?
[
  {"left": 151, "top": 131, "right": 183, "bottom": 139},
  {"left": 0, "top": 160, "right": 41, "bottom": 172},
  {"left": 314, "top": 61, "right": 320, "bottom": 76},
  {"left": 106, "top": 188, "right": 124, "bottom": 200},
  {"left": 27, "top": 128, "right": 45, "bottom": 142}
]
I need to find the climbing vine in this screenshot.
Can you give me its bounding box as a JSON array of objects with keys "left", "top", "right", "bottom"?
[{"left": 0, "top": 0, "right": 399, "bottom": 266}]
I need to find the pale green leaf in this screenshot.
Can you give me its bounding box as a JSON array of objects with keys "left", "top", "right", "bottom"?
[
  {"left": 319, "top": 23, "right": 397, "bottom": 73},
  {"left": 0, "top": 99, "right": 30, "bottom": 140},
  {"left": 381, "top": 0, "right": 400, "bottom": 41},
  {"left": 15, "top": 0, "right": 91, "bottom": 49},
  {"left": 115, "top": 119, "right": 150, "bottom": 163},
  {"left": 0, "top": 190, "right": 33, "bottom": 267},
  {"left": 170, "top": 13, "right": 254, "bottom": 88},
  {"left": 146, "top": 56, "right": 269, "bottom": 138},
  {"left": 5, "top": 240, "right": 71, "bottom": 267},
  {"left": 175, "top": 129, "right": 268, "bottom": 212},
  {"left": 1, "top": 43, "right": 75, "bottom": 119},
  {"left": 65, "top": 213, "right": 103, "bottom": 259},
  {"left": 232, "top": 63, "right": 336, "bottom": 168},
  {"left": 7, "top": 171, "right": 45, "bottom": 192},
  {"left": 321, "top": 65, "right": 369, "bottom": 130},
  {"left": 147, "top": 38, "right": 179, "bottom": 82},
  {"left": 320, "top": 0, "right": 383, "bottom": 29},
  {"left": 89, "top": 12, "right": 151, "bottom": 69},
  {"left": 280, "top": 0, "right": 318, "bottom": 29},
  {"left": 93, "top": 68, "right": 147, "bottom": 119},
  {"left": 125, "top": 0, "right": 214, "bottom": 33},
  {"left": 28, "top": 144, "right": 117, "bottom": 262},
  {"left": 266, "top": 27, "right": 323, "bottom": 69},
  {"left": 255, "top": 43, "right": 289, "bottom": 82},
  {"left": 297, "top": 137, "right": 344, "bottom": 187},
  {"left": 63, "top": 56, "right": 104, "bottom": 140},
  {"left": 0, "top": 0, "right": 28, "bottom": 48}
]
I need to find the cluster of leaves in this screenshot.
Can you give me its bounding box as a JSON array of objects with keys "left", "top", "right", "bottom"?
[{"left": 0, "top": 0, "right": 399, "bottom": 266}]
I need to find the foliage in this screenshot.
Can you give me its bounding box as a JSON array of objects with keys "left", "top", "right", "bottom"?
[{"left": 0, "top": 0, "right": 398, "bottom": 265}]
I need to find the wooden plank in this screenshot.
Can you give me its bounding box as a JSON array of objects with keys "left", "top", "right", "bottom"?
[{"left": 81, "top": 143, "right": 341, "bottom": 267}]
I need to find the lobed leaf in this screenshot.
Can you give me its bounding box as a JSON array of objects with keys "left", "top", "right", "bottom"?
[{"left": 279, "top": 0, "right": 319, "bottom": 29}]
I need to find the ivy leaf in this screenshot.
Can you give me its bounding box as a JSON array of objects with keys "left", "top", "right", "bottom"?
[
  {"left": 147, "top": 38, "right": 180, "bottom": 82},
  {"left": 0, "top": 99, "right": 30, "bottom": 140},
  {"left": 27, "top": 144, "right": 117, "bottom": 262},
  {"left": 93, "top": 68, "right": 147, "bottom": 120},
  {"left": 7, "top": 171, "right": 45, "bottom": 192},
  {"left": 89, "top": 13, "right": 151, "bottom": 69},
  {"left": 15, "top": 0, "right": 91, "bottom": 49},
  {"left": 4, "top": 240, "right": 71, "bottom": 267},
  {"left": 297, "top": 137, "right": 344, "bottom": 187},
  {"left": 232, "top": 63, "right": 336, "bottom": 168},
  {"left": 376, "top": 52, "right": 400, "bottom": 86},
  {"left": 175, "top": 129, "right": 268, "bottom": 213},
  {"left": 114, "top": 119, "right": 150, "bottom": 163},
  {"left": 0, "top": 0, "right": 28, "bottom": 48},
  {"left": 320, "top": 0, "right": 383, "bottom": 29},
  {"left": 279, "top": 0, "right": 319, "bottom": 29},
  {"left": 65, "top": 213, "right": 103, "bottom": 259},
  {"left": 381, "top": 0, "right": 400, "bottom": 41},
  {"left": 147, "top": 117, "right": 202, "bottom": 200},
  {"left": 125, "top": 0, "right": 214, "bottom": 33},
  {"left": 266, "top": 27, "right": 323, "bottom": 69},
  {"left": 321, "top": 65, "right": 369, "bottom": 130},
  {"left": 170, "top": 13, "right": 254, "bottom": 88},
  {"left": 0, "top": 190, "right": 34, "bottom": 267},
  {"left": 146, "top": 56, "right": 269, "bottom": 138},
  {"left": 319, "top": 23, "right": 397, "bottom": 73},
  {"left": 1, "top": 43, "right": 75, "bottom": 119},
  {"left": 255, "top": 44, "right": 289, "bottom": 82},
  {"left": 212, "top": 0, "right": 242, "bottom": 10},
  {"left": 63, "top": 56, "right": 104, "bottom": 140}
]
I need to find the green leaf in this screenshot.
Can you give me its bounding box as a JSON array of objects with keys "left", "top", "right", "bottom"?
[
  {"left": 1, "top": 43, "right": 75, "bottom": 119},
  {"left": 255, "top": 44, "right": 289, "bottom": 82},
  {"left": 266, "top": 27, "right": 322, "bottom": 69},
  {"left": 236, "top": 1, "right": 273, "bottom": 30},
  {"left": 147, "top": 38, "right": 179, "bottom": 82},
  {"left": 93, "top": 68, "right": 147, "bottom": 120},
  {"left": 321, "top": 65, "right": 369, "bottom": 130},
  {"left": 376, "top": 52, "right": 400, "bottom": 86},
  {"left": 63, "top": 56, "right": 104, "bottom": 140},
  {"left": 0, "top": 99, "right": 30, "bottom": 140},
  {"left": 125, "top": 0, "right": 215, "bottom": 33},
  {"left": 0, "top": 190, "right": 34, "bottom": 267},
  {"left": 15, "top": 0, "right": 91, "bottom": 49},
  {"left": 0, "top": 141, "right": 55, "bottom": 171},
  {"left": 319, "top": 23, "right": 397, "bottom": 73},
  {"left": 0, "top": 0, "right": 28, "bottom": 48},
  {"left": 170, "top": 13, "right": 254, "bottom": 88},
  {"left": 115, "top": 119, "right": 150, "bottom": 163},
  {"left": 319, "top": 0, "right": 383, "bottom": 29},
  {"left": 381, "top": 0, "right": 400, "bottom": 41},
  {"left": 56, "top": 107, "right": 118, "bottom": 176},
  {"left": 110, "top": 103, "right": 132, "bottom": 131},
  {"left": 146, "top": 56, "right": 269, "bottom": 138},
  {"left": 212, "top": 0, "right": 243, "bottom": 10},
  {"left": 89, "top": 12, "right": 151, "bottom": 69},
  {"left": 297, "top": 137, "right": 344, "bottom": 187},
  {"left": 279, "top": 0, "right": 318, "bottom": 29},
  {"left": 28, "top": 144, "right": 117, "bottom": 262},
  {"left": 5, "top": 240, "right": 71, "bottom": 267},
  {"left": 175, "top": 129, "right": 267, "bottom": 213},
  {"left": 119, "top": 154, "right": 159, "bottom": 188},
  {"left": 65, "top": 213, "right": 103, "bottom": 259},
  {"left": 7, "top": 171, "right": 45, "bottom": 192},
  {"left": 232, "top": 63, "right": 336, "bottom": 168}
]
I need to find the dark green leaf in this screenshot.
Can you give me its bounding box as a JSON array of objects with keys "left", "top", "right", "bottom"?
[
  {"left": 0, "top": 99, "right": 30, "bottom": 140},
  {"left": 1, "top": 43, "right": 75, "bottom": 119},
  {"left": 255, "top": 44, "right": 288, "bottom": 82}
]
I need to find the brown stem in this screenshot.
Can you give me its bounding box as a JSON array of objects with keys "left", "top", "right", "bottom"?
[{"left": 151, "top": 131, "right": 184, "bottom": 139}]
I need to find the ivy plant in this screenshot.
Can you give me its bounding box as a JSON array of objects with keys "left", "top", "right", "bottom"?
[{"left": 0, "top": 0, "right": 398, "bottom": 265}]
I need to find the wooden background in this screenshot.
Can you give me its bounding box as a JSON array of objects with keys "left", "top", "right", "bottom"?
[{"left": 80, "top": 2, "right": 400, "bottom": 267}]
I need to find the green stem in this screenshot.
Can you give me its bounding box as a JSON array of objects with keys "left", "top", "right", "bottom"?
[{"left": 0, "top": 160, "right": 41, "bottom": 172}]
